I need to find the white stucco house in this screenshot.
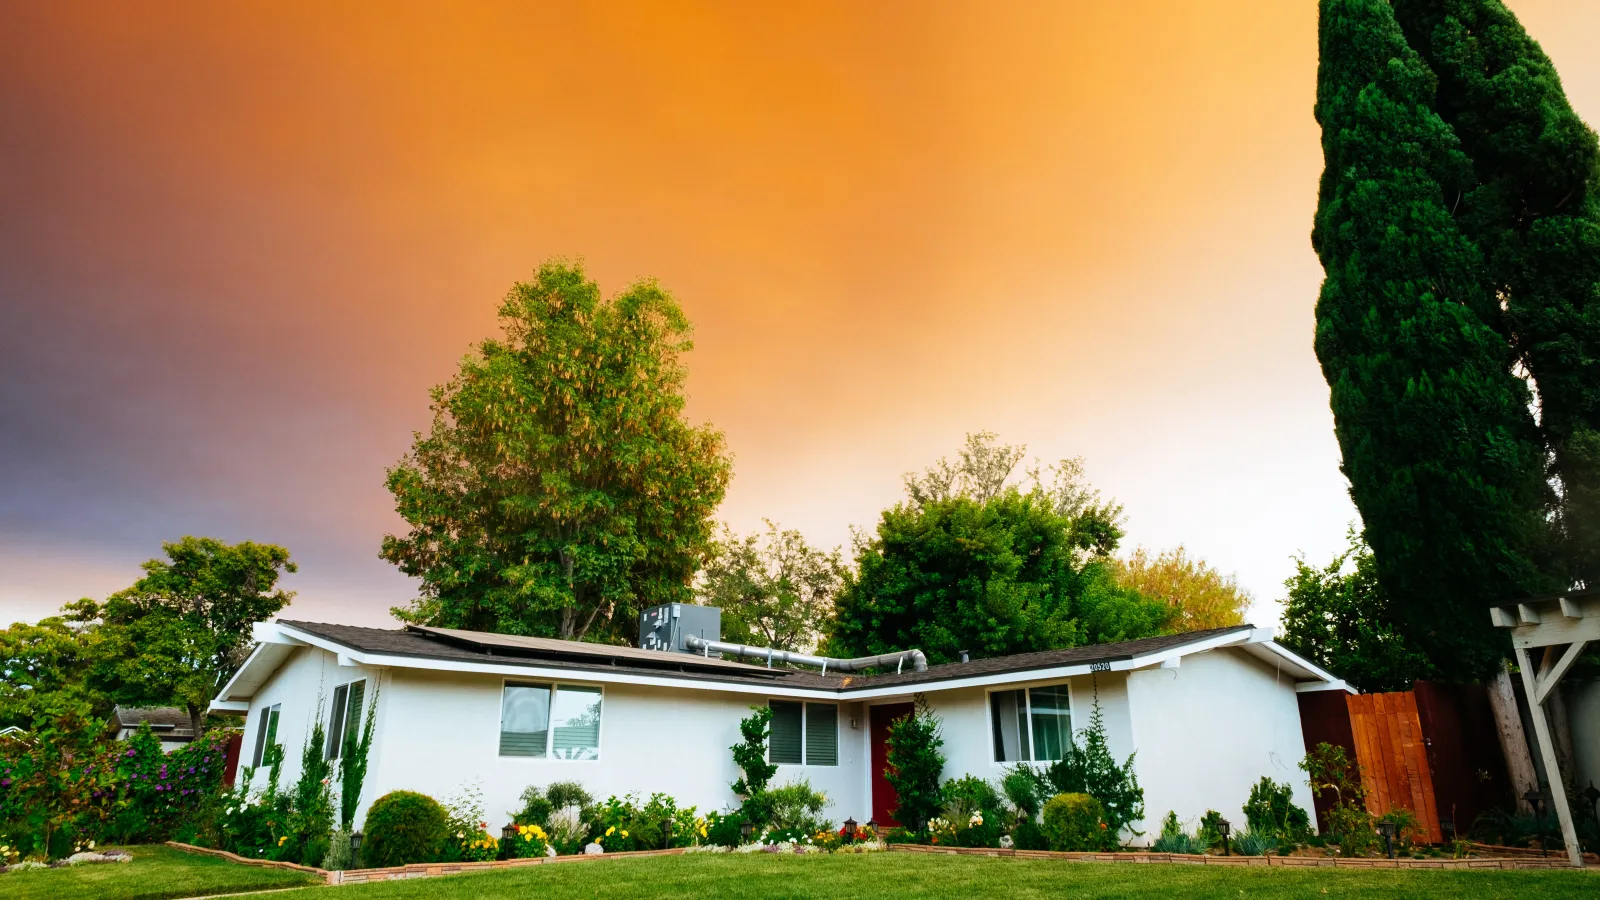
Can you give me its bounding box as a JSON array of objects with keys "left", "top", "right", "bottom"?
[{"left": 211, "top": 614, "right": 1350, "bottom": 841}]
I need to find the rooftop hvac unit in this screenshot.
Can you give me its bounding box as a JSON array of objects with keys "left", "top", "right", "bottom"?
[{"left": 638, "top": 603, "right": 722, "bottom": 655}]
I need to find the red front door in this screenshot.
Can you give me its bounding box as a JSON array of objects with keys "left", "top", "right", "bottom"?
[{"left": 869, "top": 703, "right": 915, "bottom": 827}]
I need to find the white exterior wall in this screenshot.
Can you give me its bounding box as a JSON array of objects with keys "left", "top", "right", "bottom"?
[
  {"left": 1567, "top": 677, "right": 1600, "bottom": 794},
  {"left": 236, "top": 646, "right": 388, "bottom": 801},
  {"left": 1125, "top": 647, "right": 1314, "bottom": 842},
  {"left": 233, "top": 641, "right": 1316, "bottom": 838},
  {"left": 241, "top": 647, "right": 873, "bottom": 829}
]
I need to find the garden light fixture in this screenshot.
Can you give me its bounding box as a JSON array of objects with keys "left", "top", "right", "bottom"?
[
  {"left": 664, "top": 816, "right": 673, "bottom": 850},
  {"left": 843, "top": 817, "right": 858, "bottom": 842},
  {"left": 1523, "top": 788, "right": 1543, "bottom": 816},
  {"left": 1376, "top": 819, "right": 1397, "bottom": 859},
  {"left": 1439, "top": 815, "right": 1454, "bottom": 843},
  {"left": 349, "top": 831, "right": 363, "bottom": 857},
  {"left": 740, "top": 820, "right": 754, "bottom": 843},
  {"left": 502, "top": 823, "right": 516, "bottom": 842},
  {"left": 1217, "top": 818, "right": 1231, "bottom": 856},
  {"left": 1523, "top": 789, "right": 1547, "bottom": 857}
]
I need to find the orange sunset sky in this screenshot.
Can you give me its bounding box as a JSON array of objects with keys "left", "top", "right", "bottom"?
[{"left": 3, "top": 1, "right": 1598, "bottom": 628}]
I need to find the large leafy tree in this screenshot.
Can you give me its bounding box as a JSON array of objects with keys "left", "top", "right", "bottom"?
[
  {"left": 1311, "top": 0, "right": 1559, "bottom": 682},
  {"left": 695, "top": 521, "right": 846, "bottom": 653},
  {"left": 1113, "top": 546, "right": 1252, "bottom": 631},
  {"left": 1393, "top": 0, "right": 1600, "bottom": 586},
  {"left": 1279, "top": 529, "right": 1435, "bottom": 693},
  {"left": 0, "top": 604, "right": 102, "bottom": 730},
  {"left": 383, "top": 260, "right": 731, "bottom": 642},
  {"left": 85, "top": 537, "right": 297, "bottom": 735},
  {"left": 829, "top": 434, "right": 1169, "bottom": 664}
]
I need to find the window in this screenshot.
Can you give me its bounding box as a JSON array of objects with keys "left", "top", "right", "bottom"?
[
  {"left": 768, "top": 700, "right": 838, "bottom": 766},
  {"left": 990, "top": 685, "right": 1072, "bottom": 763},
  {"left": 250, "top": 703, "right": 281, "bottom": 768},
  {"left": 325, "top": 679, "right": 367, "bottom": 760},
  {"left": 499, "top": 682, "right": 602, "bottom": 760}
]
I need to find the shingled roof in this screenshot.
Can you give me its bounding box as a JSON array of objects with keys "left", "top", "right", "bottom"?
[{"left": 271, "top": 620, "right": 1262, "bottom": 694}]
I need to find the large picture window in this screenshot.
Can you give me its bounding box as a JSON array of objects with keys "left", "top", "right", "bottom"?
[
  {"left": 768, "top": 700, "right": 838, "bottom": 766},
  {"left": 990, "top": 685, "right": 1072, "bottom": 763},
  {"left": 499, "top": 682, "right": 602, "bottom": 760},
  {"left": 325, "top": 679, "right": 366, "bottom": 760}
]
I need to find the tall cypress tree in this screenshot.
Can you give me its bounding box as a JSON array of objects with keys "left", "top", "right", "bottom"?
[
  {"left": 1311, "top": 0, "right": 1558, "bottom": 682},
  {"left": 1393, "top": 0, "right": 1600, "bottom": 585}
]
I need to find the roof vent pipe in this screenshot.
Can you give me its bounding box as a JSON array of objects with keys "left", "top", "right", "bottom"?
[
  {"left": 959, "top": 650, "right": 969, "bottom": 663},
  {"left": 683, "top": 636, "right": 927, "bottom": 674}
]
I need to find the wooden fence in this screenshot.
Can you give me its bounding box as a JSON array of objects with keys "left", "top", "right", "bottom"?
[{"left": 1344, "top": 692, "right": 1442, "bottom": 843}]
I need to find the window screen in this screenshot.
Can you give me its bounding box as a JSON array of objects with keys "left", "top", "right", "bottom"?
[
  {"left": 550, "top": 685, "right": 602, "bottom": 760},
  {"left": 804, "top": 703, "right": 838, "bottom": 766},
  {"left": 769, "top": 700, "right": 803, "bottom": 764},
  {"left": 990, "top": 690, "right": 1029, "bottom": 762},
  {"left": 1028, "top": 686, "right": 1072, "bottom": 762},
  {"left": 499, "top": 682, "right": 553, "bottom": 757}
]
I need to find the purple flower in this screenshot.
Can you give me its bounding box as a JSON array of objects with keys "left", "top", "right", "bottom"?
[
  {"left": 188, "top": 767, "right": 195, "bottom": 773},
  {"left": 126, "top": 750, "right": 136, "bottom": 757},
  {"left": 1, "top": 779, "right": 10, "bottom": 788}
]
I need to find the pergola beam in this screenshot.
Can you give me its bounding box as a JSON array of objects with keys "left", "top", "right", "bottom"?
[{"left": 1534, "top": 640, "right": 1587, "bottom": 706}]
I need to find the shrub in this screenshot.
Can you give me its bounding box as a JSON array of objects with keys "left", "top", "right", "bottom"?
[
  {"left": 1041, "top": 793, "right": 1112, "bottom": 852},
  {"left": 1012, "top": 816, "right": 1048, "bottom": 851},
  {"left": 546, "top": 806, "right": 588, "bottom": 855},
  {"left": 1150, "top": 811, "right": 1205, "bottom": 855},
  {"left": 440, "top": 782, "right": 496, "bottom": 863},
  {"left": 1232, "top": 828, "right": 1279, "bottom": 857},
  {"left": 884, "top": 700, "right": 945, "bottom": 834},
  {"left": 705, "top": 809, "right": 746, "bottom": 848},
  {"left": 1243, "top": 776, "right": 1310, "bottom": 842},
  {"left": 514, "top": 787, "right": 554, "bottom": 828},
  {"left": 321, "top": 829, "right": 352, "bottom": 870},
  {"left": 1197, "top": 809, "right": 1227, "bottom": 850},
  {"left": 766, "top": 780, "right": 828, "bottom": 833},
  {"left": 545, "top": 781, "right": 593, "bottom": 811},
  {"left": 1300, "top": 743, "right": 1376, "bottom": 856},
  {"left": 586, "top": 793, "right": 697, "bottom": 852},
  {"left": 937, "top": 776, "right": 1004, "bottom": 848},
  {"left": 360, "top": 790, "right": 449, "bottom": 868},
  {"left": 731, "top": 707, "right": 779, "bottom": 826},
  {"left": 1036, "top": 693, "right": 1143, "bottom": 839},
  {"left": 283, "top": 718, "right": 334, "bottom": 865},
  {"left": 337, "top": 685, "right": 378, "bottom": 831},
  {"left": 505, "top": 822, "right": 550, "bottom": 859},
  {"left": 1000, "top": 768, "right": 1041, "bottom": 821}
]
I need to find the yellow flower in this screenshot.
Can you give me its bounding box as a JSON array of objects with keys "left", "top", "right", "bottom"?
[
  {"left": 278, "top": 836, "right": 287, "bottom": 845},
  {"left": 620, "top": 830, "right": 628, "bottom": 838},
  {"left": 605, "top": 827, "right": 615, "bottom": 836}
]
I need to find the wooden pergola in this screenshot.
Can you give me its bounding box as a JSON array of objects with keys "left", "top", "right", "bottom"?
[{"left": 1489, "top": 591, "right": 1599, "bottom": 868}]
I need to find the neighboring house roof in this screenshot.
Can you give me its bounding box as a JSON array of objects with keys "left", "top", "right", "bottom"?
[
  {"left": 113, "top": 706, "right": 196, "bottom": 739},
  {"left": 0, "top": 725, "right": 27, "bottom": 739},
  {"left": 212, "top": 618, "right": 1351, "bottom": 711}
]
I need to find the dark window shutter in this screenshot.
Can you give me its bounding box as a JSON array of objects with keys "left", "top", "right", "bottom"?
[
  {"left": 769, "top": 700, "right": 803, "bottom": 765},
  {"left": 250, "top": 706, "right": 270, "bottom": 768},
  {"left": 345, "top": 680, "right": 366, "bottom": 748},
  {"left": 805, "top": 703, "right": 837, "bottom": 766},
  {"left": 326, "top": 684, "right": 349, "bottom": 760}
]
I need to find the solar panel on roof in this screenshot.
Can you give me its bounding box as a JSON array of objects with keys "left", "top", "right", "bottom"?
[{"left": 406, "top": 625, "right": 791, "bottom": 678}]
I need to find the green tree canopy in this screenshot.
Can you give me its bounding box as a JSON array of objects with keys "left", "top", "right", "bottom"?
[
  {"left": 1393, "top": 0, "right": 1600, "bottom": 586},
  {"left": 828, "top": 434, "right": 1170, "bottom": 664},
  {"left": 1311, "top": 0, "right": 1560, "bottom": 682},
  {"left": 0, "top": 606, "right": 101, "bottom": 731},
  {"left": 83, "top": 536, "right": 297, "bottom": 734},
  {"left": 382, "top": 260, "right": 732, "bottom": 642},
  {"left": 1278, "top": 529, "right": 1435, "bottom": 693},
  {"left": 695, "top": 521, "right": 845, "bottom": 653}
]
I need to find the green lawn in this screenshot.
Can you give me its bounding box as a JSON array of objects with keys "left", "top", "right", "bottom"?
[
  {"left": 0, "top": 844, "right": 321, "bottom": 900},
  {"left": 284, "top": 852, "right": 1596, "bottom": 900}
]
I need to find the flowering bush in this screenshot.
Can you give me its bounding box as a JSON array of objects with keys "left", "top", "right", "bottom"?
[
  {"left": 505, "top": 822, "right": 549, "bottom": 859},
  {"left": 0, "top": 703, "right": 119, "bottom": 860},
  {"left": 586, "top": 793, "right": 698, "bottom": 852}
]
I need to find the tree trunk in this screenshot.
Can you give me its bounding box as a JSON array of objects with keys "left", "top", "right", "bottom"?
[
  {"left": 1487, "top": 660, "right": 1537, "bottom": 802},
  {"left": 187, "top": 702, "right": 206, "bottom": 739}
]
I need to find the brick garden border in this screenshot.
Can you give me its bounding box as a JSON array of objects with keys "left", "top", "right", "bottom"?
[
  {"left": 888, "top": 842, "right": 1587, "bottom": 870},
  {"left": 166, "top": 841, "right": 689, "bottom": 885}
]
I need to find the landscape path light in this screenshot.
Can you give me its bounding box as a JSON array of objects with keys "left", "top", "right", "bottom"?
[
  {"left": 1217, "top": 818, "right": 1231, "bottom": 857},
  {"left": 740, "top": 820, "right": 754, "bottom": 844},
  {"left": 349, "top": 831, "right": 363, "bottom": 860},
  {"left": 1524, "top": 788, "right": 1546, "bottom": 857},
  {"left": 1376, "top": 819, "right": 1397, "bottom": 859},
  {"left": 843, "top": 817, "right": 857, "bottom": 843}
]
